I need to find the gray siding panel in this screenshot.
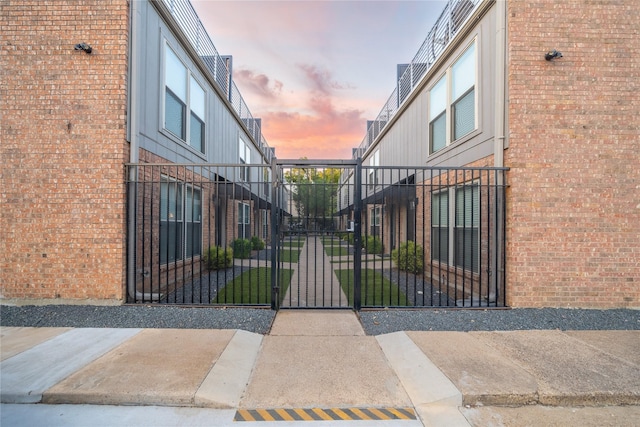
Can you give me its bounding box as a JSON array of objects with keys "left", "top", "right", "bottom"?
[
  {"left": 133, "top": 1, "right": 267, "bottom": 166},
  {"left": 362, "top": 4, "right": 497, "bottom": 171}
]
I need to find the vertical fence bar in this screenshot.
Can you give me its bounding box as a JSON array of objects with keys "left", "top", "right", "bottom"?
[{"left": 353, "top": 158, "right": 363, "bottom": 310}]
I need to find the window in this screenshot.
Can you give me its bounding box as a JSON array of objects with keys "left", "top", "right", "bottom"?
[
  {"left": 164, "top": 43, "right": 206, "bottom": 153},
  {"left": 190, "top": 79, "right": 205, "bottom": 152},
  {"left": 160, "top": 177, "right": 202, "bottom": 264},
  {"left": 454, "top": 184, "right": 479, "bottom": 272},
  {"left": 429, "top": 41, "right": 476, "bottom": 154},
  {"left": 452, "top": 44, "right": 475, "bottom": 140},
  {"left": 368, "top": 149, "right": 380, "bottom": 188},
  {"left": 431, "top": 191, "right": 449, "bottom": 263},
  {"left": 370, "top": 206, "right": 381, "bottom": 236},
  {"left": 429, "top": 76, "right": 447, "bottom": 153},
  {"left": 238, "top": 202, "right": 250, "bottom": 239},
  {"left": 262, "top": 209, "right": 269, "bottom": 240},
  {"left": 431, "top": 183, "right": 479, "bottom": 272},
  {"left": 239, "top": 139, "right": 250, "bottom": 182}
]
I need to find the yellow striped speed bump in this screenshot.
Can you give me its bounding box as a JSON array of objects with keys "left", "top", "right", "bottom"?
[{"left": 234, "top": 407, "right": 416, "bottom": 422}]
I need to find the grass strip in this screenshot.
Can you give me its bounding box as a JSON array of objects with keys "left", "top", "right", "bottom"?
[
  {"left": 335, "top": 268, "right": 409, "bottom": 307},
  {"left": 213, "top": 267, "right": 293, "bottom": 305},
  {"left": 324, "top": 246, "right": 349, "bottom": 257}
]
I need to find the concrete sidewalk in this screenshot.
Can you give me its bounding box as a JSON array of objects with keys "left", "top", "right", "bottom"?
[{"left": 1, "top": 311, "right": 639, "bottom": 426}]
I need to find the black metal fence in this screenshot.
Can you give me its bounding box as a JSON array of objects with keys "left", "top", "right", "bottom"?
[
  {"left": 126, "top": 163, "right": 507, "bottom": 308},
  {"left": 352, "top": 166, "right": 508, "bottom": 308},
  {"left": 126, "top": 163, "right": 279, "bottom": 306}
]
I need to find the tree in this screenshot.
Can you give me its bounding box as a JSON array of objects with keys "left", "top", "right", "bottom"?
[{"left": 284, "top": 163, "right": 342, "bottom": 231}]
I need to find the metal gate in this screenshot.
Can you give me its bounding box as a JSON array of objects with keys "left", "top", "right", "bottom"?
[
  {"left": 126, "top": 162, "right": 507, "bottom": 309},
  {"left": 271, "top": 160, "right": 361, "bottom": 309}
]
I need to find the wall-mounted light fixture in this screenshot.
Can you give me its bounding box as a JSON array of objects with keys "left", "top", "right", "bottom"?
[
  {"left": 545, "top": 49, "right": 562, "bottom": 61},
  {"left": 74, "top": 43, "right": 93, "bottom": 54}
]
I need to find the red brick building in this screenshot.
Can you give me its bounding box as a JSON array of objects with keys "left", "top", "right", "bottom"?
[{"left": 2, "top": 0, "right": 638, "bottom": 307}]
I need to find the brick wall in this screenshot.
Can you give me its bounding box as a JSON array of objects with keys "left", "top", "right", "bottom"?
[
  {"left": 506, "top": 0, "right": 640, "bottom": 307},
  {"left": 1, "top": 0, "right": 130, "bottom": 301}
]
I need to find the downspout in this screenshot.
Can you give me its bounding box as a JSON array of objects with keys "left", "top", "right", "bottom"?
[{"left": 491, "top": 0, "right": 507, "bottom": 304}]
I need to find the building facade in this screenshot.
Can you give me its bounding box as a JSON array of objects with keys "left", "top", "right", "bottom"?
[
  {"left": 344, "top": 0, "right": 639, "bottom": 308},
  {"left": 2, "top": 0, "right": 638, "bottom": 307}
]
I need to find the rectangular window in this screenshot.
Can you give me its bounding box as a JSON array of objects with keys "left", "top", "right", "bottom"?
[
  {"left": 160, "top": 177, "right": 202, "bottom": 264},
  {"left": 189, "top": 79, "right": 205, "bottom": 152},
  {"left": 451, "top": 43, "right": 475, "bottom": 140},
  {"left": 429, "top": 76, "right": 447, "bottom": 153},
  {"left": 368, "top": 149, "right": 380, "bottom": 188},
  {"left": 431, "top": 191, "right": 449, "bottom": 263},
  {"left": 262, "top": 209, "right": 269, "bottom": 240},
  {"left": 239, "top": 139, "right": 250, "bottom": 182},
  {"left": 238, "top": 202, "right": 251, "bottom": 239},
  {"left": 429, "top": 41, "right": 476, "bottom": 154},
  {"left": 431, "top": 183, "right": 479, "bottom": 272},
  {"left": 370, "top": 206, "right": 381, "bottom": 236},
  {"left": 164, "top": 43, "right": 206, "bottom": 153},
  {"left": 454, "top": 184, "right": 479, "bottom": 272}
]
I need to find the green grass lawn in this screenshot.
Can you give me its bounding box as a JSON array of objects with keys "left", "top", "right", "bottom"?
[
  {"left": 320, "top": 236, "right": 342, "bottom": 245},
  {"left": 279, "top": 247, "right": 301, "bottom": 263},
  {"left": 213, "top": 267, "right": 293, "bottom": 305},
  {"left": 324, "top": 246, "right": 349, "bottom": 257},
  {"left": 335, "top": 269, "right": 408, "bottom": 307},
  {"left": 281, "top": 238, "right": 305, "bottom": 248}
]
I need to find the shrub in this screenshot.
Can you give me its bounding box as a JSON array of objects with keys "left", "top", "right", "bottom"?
[
  {"left": 363, "top": 236, "right": 383, "bottom": 254},
  {"left": 250, "top": 236, "right": 265, "bottom": 250},
  {"left": 392, "top": 241, "right": 424, "bottom": 274},
  {"left": 204, "top": 246, "right": 233, "bottom": 270},
  {"left": 231, "top": 238, "right": 252, "bottom": 259}
]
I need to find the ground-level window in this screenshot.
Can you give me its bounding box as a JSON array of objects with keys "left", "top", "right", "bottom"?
[
  {"left": 431, "top": 183, "right": 479, "bottom": 272},
  {"left": 160, "top": 177, "right": 202, "bottom": 264},
  {"left": 370, "top": 206, "right": 381, "bottom": 236},
  {"left": 238, "top": 202, "right": 251, "bottom": 239}
]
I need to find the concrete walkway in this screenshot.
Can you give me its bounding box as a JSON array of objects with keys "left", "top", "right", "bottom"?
[
  {"left": 281, "top": 236, "right": 349, "bottom": 308},
  {"left": 2, "top": 311, "right": 639, "bottom": 426}
]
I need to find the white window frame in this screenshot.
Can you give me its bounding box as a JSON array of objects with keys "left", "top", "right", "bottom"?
[
  {"left": 163, "top": 42, "right": 207, "bottom": 154},
  {"left": 428, "top": 40, "right": 477, "bottom": 155}
]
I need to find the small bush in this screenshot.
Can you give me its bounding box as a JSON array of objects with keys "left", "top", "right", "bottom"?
[
  {"left": 250, "top": 236, "right": 265, "bottom": 250},
  {"left": 204, "top": 246, "right": 233, "bottom": 270},
  {"left": 363, "top": 236, "right": 383, "bottom": 254},
  {"left": 392, "top": 241, "right": 424, "bottom": 274},
  {"left": 232, "top": 238, "right": 252, "bottom": 259}
]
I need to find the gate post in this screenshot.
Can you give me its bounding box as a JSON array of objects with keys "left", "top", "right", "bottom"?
[
  {"left": 353, "top": 158, "right": 363, "bottom": 311},
  {"left": 270, "top": 158, "right": 279, "bottom": 310}
]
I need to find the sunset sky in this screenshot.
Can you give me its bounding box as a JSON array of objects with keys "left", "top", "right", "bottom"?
[{"left": 191, "top": 0, "right": 446, "bottom": 159}]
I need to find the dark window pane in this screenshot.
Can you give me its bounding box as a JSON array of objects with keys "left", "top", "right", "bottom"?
[
  {"left": 453, "top": 88, "right": 475, "bottom": 140},
  {"left": 165, "top": 89, "right": 185, "bottom": 139}
]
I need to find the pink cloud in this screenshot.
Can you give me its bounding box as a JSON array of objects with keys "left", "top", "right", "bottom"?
[
  {"left": 233, "top": 69, "right": 283, "bottom": 101},
  {"left": 258, "top": 65, "right": 366, "bottom": 159}
]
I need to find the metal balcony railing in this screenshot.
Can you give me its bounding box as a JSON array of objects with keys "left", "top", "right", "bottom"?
[
  {"left": 355, "top": 0, "right": 481, "bottom": 159},
  {"left": 161, "top": 0, "right": 274, "bottom": 163}
]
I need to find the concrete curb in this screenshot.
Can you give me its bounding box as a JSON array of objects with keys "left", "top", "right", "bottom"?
[
  {"left": 376, "top": 331, "right": 470, "bottom": 427},
  {"left": 195, "top": 330, "right": 263, "bottom": 408}
]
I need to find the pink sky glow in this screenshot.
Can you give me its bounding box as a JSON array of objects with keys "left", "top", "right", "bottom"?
[{"left": 192, "top": 0, "right": 446, "bottom": 159}]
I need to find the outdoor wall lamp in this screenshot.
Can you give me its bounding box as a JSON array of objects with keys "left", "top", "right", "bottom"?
[
  {"left": 74, "top": 43, "right": 93, "bottom": 54},
  {"left": 545, "top": 49, "right": 562, "bottom": 61}
]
